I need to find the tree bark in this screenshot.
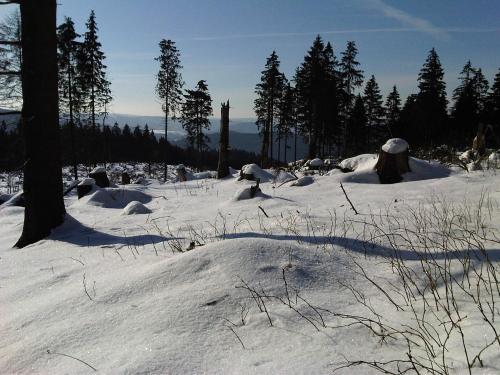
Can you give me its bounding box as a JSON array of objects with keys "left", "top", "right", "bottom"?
[
  {"left": 15, "top": 0, "right": 66, "bottom": 248},
  {"left": 217, "top": 101, "right": 230, "bottom": 179}
]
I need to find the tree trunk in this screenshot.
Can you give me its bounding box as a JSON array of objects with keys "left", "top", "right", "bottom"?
[
  {"left": 217, "top": 100, "right": 230, "bottom": 179},
  {"left": 164, "top": 99, "right": 168, "bottom": 181},
  {"left": 15, "top": 0, "right": 66, "bottom": 248}
]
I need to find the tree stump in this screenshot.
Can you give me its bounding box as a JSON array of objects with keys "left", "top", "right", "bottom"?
[
  {"left": 472, "top": 123, "right": 486, "bottom": 156},
  {"left": 249, "top": 178, "right": 261, "bottom": 198},
  {"left": 121, "top": 172, "right": 131, "bottom": 185},
  {"left": 375, "top": 139, "right": 410, "bottom": 184},
  {"left": 217, "top": 100, "right": 230, "bottom": 179},
  {"left": 176, "top": 165, "right": 187, "bottom": 182},
  {"left": 89, "top": 167, "right": 110, "bottom": 188}
]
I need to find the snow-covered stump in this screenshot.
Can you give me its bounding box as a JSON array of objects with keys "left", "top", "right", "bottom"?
[
  {"left": 89, "top": 167, "right": 110, "bottom": 188},
  {"left": 375, "top": 138, "right": 410, "bottom": 184},
  {"left": 121, "top": 172, "right": 131, "bottom": 185},
  {"left": 175, "top": 164, "right": 187, "bottom": 182},
  {"left": 77, "top": 178, "right": 95, "bottom": 199}
]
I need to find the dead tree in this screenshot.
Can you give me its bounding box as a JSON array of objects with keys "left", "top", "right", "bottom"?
[
  {"left": 472, "top": 123, "right": 486, "bottom": 156},
  {"left": 15, "top": 0, "right": 66, "bottom": 248},
  {"left": 217, "top": 100, "right": 230, "bottom": 178}
]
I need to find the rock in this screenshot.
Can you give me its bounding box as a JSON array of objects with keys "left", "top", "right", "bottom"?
[{"left": 89, "top": 167, "right": 110, "bottom": 188}]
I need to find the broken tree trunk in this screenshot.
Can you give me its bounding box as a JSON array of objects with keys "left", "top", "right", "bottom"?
[
  {"left": 217, "top": 100, "right": 230, "bottom": 179},
  {"left": 15, "top": 0, "right": 66, "bottom": 248},
  {"left": 472, "top": 123, "right": 486, "bottom": 156},
  {"left": 375, "top": 138, "right": 410, "bottom": 184}
]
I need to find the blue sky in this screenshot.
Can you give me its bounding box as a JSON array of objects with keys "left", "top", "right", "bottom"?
[{"left": 2, "top": 0, "right": 500, "bottom": 117}]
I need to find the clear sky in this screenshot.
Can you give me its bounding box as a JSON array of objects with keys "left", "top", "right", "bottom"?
[{"left": 2, "top": 0, "right": 500, "bottom": 118}]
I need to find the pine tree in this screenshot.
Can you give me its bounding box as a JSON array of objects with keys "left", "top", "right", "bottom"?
[
  {"left": 385, "top": 85, "right": 401, "bottom": 136},
  {"left": 416, "top": 48, "right": 448, "bottom": 147},
  {"left": 345, "top": 95, "right": 367, "bottom": 156},
  {"left": 277, "top": 82, "right": 296, "bottom": 163},
  {"left": 363, "top": 75, "right": 386, "bottom": 149},
  {"left": 181, "top": 80, "right": 213, "bottom": 155},
  {"left": 452, "top": 61, "right": 489, "bottom": 144},
  {"left": 57, "top": 16, "right": 81, "bottom": 180},
  {"left": 340, "top": 41, "right": 364, "bottom": 154},
  {"left": 0, "top": 9, "right": 22, "bottom": 109},
  {"left": 155, "top": 39, "right": 184, "bottom": 180},
  {"left": 254, "top": 51, "right": 285, "bottom": 167},
  {"left": 79, "top": 10, "right": 112, "bottom": 132},
  {"left": 295, "top": 36, "right": 334, "bottom": 159},
  {"left": 486, "top": 69, "right": 500, "bottom": 146}
]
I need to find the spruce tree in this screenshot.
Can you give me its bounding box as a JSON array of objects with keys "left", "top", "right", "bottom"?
[
  {"left": 155, "top": 39, "right": 184, "bottom": 180},
  {"left": 79, "top": 10, "right": 112, "bottom": 132},
  {"left": 57, "top": 16, "right": 81, "bottom": 180},
  {"left": 363, "top": 75, "right": 386, "bottom": 149},
  {"left": 416, "top": 48, "right": 447, "bottom": 147},
  {"left": 340, "top": 41, "right": 364, "bottom": 154},
  {"left": 0, "top": 9, "right": 21, "bottom": 109},
  {"left": 181, "top": 80, "right": 213, "bottom": 154},
  {"left": 486, "top": 69, "right": 500, "bottom": 145},
  {"left": 254, "top": 51, "right": 285, "bottom": 167},
  {"left": 277, "top": 82, "right": 296, "bottom": 163},
  {"left": 295, "top": 36, "right": 335, "bottom": 158},
  {"left": 452, "top": 61, "right": 489, "bottom": 144},
  {"left": 345, "top": 95, "right": 367, "bottom": 156},
  {"left": 385, "top": 85, "right": 401, "bottom": 137}
]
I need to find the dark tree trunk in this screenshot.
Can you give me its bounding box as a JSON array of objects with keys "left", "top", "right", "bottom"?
[
  {"left": 15, "top": 0, "right": 66, "bottom": 248},
  {"left": 164, "top": 100, "right": 168, "bottom": 181},
  {"left": 217, "top": 101, "right": 230, "bottom": 179},
  {"left": 375, "top": 148, "right": 410, "bottom": 184}
]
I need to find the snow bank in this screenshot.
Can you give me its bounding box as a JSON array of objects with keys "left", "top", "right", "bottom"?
[
  {"left": 81, "top": 187, "right": 153, "bottom": 209},
  {"left": 234, "top": 186, "right": 266, "bottom": 200},
  {"left": 240, "top": 164, "right": 274, "bottom": 182},
  {"left": 122, "top": 201, "right": 152, "bottom": 215},
  {"left": 308, "top": 158, "right": 323, "bottom": 167},
  {"left": 340, "top": 154, "right": 451, "bottom": 184},
  {"left": 78, "top": 177, "right": 95, "bottom": 186},
  {"left": 339, "top": 154, "right": 377, "bottom": 172},
  {"left": 274, "top": 170, "right": 296, "bottom": 184},
  {"left": 90, "top": 166, "right": 106, "bottom": 174},
  {"left": 291, "top": 176, "right": 314, "bottom": 187},
  {"left": 381, "top": 138, "right": 409, "bottom": 154}
]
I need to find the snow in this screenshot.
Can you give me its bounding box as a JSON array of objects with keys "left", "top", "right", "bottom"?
[
  {"left": 78, "top": 177, "right": 95, "bottom": 186},
  {"left": 291, "top": 175, "right": 314, "bottom": 186},
  {"left": 381, "top": 138, "right": 409, "bottom": 154},
  {"left": 308, "top": 158, "right": 323, "bottom": 167},
  {"left": 240, "top": 163, "right": 274, "bottom": 182},
  {"left": 122, "top": 201, "right": 152, "bottom": 215},
  {"left": 1, "top": 160, "right": 500, "bottom": 374},
  {"left": 339, "top": 154, "right": 377, "bottom": 171},
  {"left": 338, "top": 154, "right": 452, "bottom": 184},
  {"left": 90, "top": 166, "right": 106, "bottom": 174}
]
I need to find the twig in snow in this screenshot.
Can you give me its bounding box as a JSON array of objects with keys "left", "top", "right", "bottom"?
[
  {"left": 82, "top": 273, "right": 94, "bottom": 301},
  {"left": 225, "top": 324, "right": 246, "bottom": 349},
  {"left": 340, "top": 182, "right": 359, "bottom": 215},
  {"left": 46, "top": 349, "right": 97, "bottom": 372},
  {"left": 258, "top": 205, "right": 269, "bottom": 218}
]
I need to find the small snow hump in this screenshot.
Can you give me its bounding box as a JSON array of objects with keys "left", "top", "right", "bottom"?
[
  {"left": 381, "top": 138, "right": 409, "bottom": 154},
  {"left": 122, "top": 201, "right": 152, "bottom": 215}
]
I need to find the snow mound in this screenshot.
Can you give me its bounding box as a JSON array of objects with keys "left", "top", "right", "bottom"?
[
  {"left": 240, "top": 164, "right": 274, "bottom": 182},
  {"left": 275, "top": 170, "right": 296, "bottom": 184},
  {"left": 459, "top": 150, "right": 475, "bottom": 163},
  {"left": 122, "top": 201, "right": 152, "bottom": 215},
  {"left": 308, "top": 158, "right": 323, "bottom": 167},
  {"left": 234, "top": 186, "right": 266, "bottom": 201},
  {"left": 381, "top": 138, "right": 409, "bottom": 154},
  {"left": 489, "top": 151, "right": 500, "bottom": 162},
  {"left": 78, "top": 177, "right": 95, "bottom": 186},
  {"left": 291, "top": 176, "right": 314, "bottom": 186},
  {"left": 340, "top": 155, "right": 451, "bottom": 184},
  {"left": 82, "top": 187, "right": 153, "bottom": 209},
  {"left": 193, "top": 171, "right": 216, "bottom": 180},
  {"left": 90, "top": 166, "right": 106, "bottom": 174},
  {"left": 339, "top": 154, "right": 377, "bottom": 172}
]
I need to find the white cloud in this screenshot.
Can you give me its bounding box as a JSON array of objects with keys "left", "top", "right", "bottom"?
[{"left": 363, "top": 0, "right": 450, "bottom": 41}]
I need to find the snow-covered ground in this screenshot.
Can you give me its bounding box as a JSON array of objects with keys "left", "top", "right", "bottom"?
[{"left": 1, "top": 158, "right": 500, "bottom": 374}]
